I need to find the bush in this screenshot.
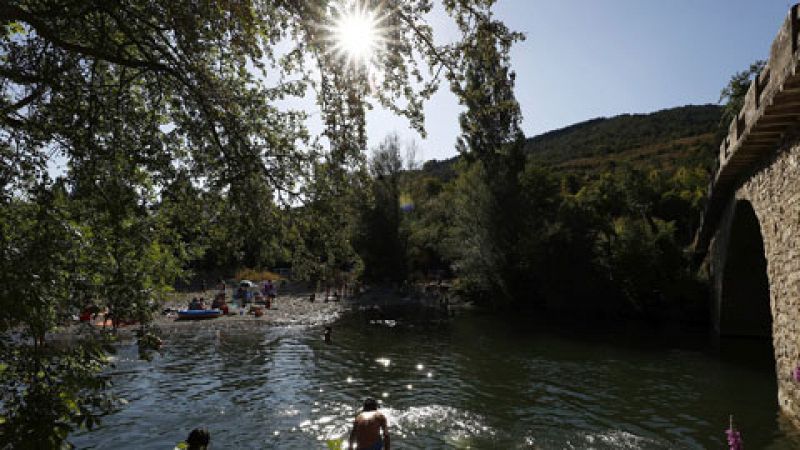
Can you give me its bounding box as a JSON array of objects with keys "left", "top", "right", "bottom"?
[{"left": 234, "top": 268, "right": 282, "bottom": 282}]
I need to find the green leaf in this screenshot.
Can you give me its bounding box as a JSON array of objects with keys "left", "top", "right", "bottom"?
[{"left": 8, "top": 21, "right": 25, "bottom": 35}]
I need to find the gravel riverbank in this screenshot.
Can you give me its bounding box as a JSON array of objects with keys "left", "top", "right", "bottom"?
[{"left": 158, "top": 287, "right": 347, "bottom": 328}]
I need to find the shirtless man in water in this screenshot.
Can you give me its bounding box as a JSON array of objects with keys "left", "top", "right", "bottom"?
[{"left": 348, "top": 398, "right": 390, "bottom": 450}]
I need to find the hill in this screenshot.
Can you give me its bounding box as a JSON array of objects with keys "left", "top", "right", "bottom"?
[
  {"left": 525, "top": 104, "right": 722, "bottom": 174},
  {"left": 421, "top": 104, "right": 723, "bottom": 177}
]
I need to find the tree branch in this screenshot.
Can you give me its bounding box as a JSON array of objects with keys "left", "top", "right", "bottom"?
[
  {"left": 1, "top": 86, "right": 45, "bottom": 114},
  {"left": 0, "top": 4, "right": 171, "bottom": 73}
]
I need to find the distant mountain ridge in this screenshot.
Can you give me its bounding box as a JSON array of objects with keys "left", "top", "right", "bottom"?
[
  {"left": 422, "top": 104, "right": 723, "bottom": 177},
  {"left": 525, "top": 104, "right": 721, "bottom": 173}
]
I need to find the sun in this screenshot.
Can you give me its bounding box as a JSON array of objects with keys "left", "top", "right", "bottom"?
[
  {"left": 328, "top": 1, "right": 387, "bottom": 67},
  {"left": 334, "top": 9, "right": 378, "bottom": 60}
]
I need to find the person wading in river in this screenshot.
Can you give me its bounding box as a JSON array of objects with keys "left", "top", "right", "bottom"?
[
  {"left": 348, "top": 398, "right": 390, "bottom": 450},
  {"left": 184, "top": 427, "right": 210, "bottom": 450}
]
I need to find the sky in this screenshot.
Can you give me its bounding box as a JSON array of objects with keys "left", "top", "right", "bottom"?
[{"left": 359, "top": 0, "right": 793, "bottom": 163}]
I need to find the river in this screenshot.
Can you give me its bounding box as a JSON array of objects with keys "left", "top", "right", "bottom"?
[{"left": 71, "top": 307, "right": 800, "bottom": 449}]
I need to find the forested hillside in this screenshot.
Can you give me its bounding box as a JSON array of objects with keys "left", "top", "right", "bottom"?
[
  {"left": 525, "top": 104, "right": 721, "bottom": 173},
  {"left": 422, "top": 104, "right": 722, "bottom": 177}
]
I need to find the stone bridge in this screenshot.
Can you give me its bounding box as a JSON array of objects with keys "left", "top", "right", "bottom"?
[{"left": 695, "top": 3, "right": 800, "bottom": 421}]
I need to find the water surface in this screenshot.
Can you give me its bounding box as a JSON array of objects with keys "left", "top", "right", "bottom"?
[{"left": 72, "top": 309, "right": 800, "bottom": 449}]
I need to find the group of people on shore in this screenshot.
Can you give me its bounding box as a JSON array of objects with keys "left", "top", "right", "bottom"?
[
  {"left": 187, "top": 293, "right": 227, "bottom": 312},
  {"left": 187, "top": 297, "right": 206, "bottom": 310},
  {"left": 228, "top": 279, "right": 278, "bottom": 306},
  {"left": 199, "top": 278, "right": 280, "bottom": 312}
]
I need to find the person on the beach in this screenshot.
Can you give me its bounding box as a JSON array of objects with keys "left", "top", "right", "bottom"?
[
  {"left": 184, "top": 427, "right": 210, "bottom": 450},
  {"left": 262, "top": 280, "right": 272, "bottom": 296},
  {"left": 324, "top": 326, "right": 332, "bottom": 344},
  {"left": 348, "top": 398, "right": 390, "bottom": 450},
  {"left": 211, "top": 293, "right": 228, "bottom": 314}
]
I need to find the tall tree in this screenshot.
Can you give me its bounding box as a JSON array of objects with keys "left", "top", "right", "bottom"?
[
  {"left": 445, "top": 1, "right": 527, "bottom": 305},
  {"left": 356, "top": 133, "right": 409, "bottom": 281}
]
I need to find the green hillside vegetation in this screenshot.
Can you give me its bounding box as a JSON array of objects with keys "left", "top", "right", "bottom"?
[
  {"left": 525, "top": 104, "right": 721, "bottom": 169},
  {"left": 551, "top": 132, "right": 715, "bottom": 174},
  {"left": 422, "top": 104, "right": 722, "bottom": 178}
]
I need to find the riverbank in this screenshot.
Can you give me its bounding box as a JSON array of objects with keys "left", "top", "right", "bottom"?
[
  {"left": 158, "top": 286, "right": 347, "bottom": 328},
  {"left": 59, "top": 282, "right": 470, "bottom": 351}
]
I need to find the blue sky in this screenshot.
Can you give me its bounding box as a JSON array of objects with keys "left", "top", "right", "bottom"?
[{"left": 363, "top": 1, "right": 792, "bottom": 162}]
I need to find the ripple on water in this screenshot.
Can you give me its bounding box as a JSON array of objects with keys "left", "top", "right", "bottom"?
[
  {"left": 524, "top": 429, "right": 671, "bottom": 450},
  {"left": 386, "top": 404, "right": 494, "bottom": 444}
]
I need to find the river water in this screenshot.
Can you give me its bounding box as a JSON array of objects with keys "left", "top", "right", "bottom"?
[{"left": 72, "top": 308, "right": 800, "bottom": 449}]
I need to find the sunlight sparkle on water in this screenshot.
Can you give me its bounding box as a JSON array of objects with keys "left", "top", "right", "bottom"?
[
  {"left": 416, "top": 363, "right": 424, "bottom": 370},
  {"left": 376, "top": 357, "right": 391, "bottom": 367}
]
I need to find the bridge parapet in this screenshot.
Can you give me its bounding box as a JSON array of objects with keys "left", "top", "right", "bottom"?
[{"left": 696, "top": 4, "right": 800, "bottom": 254}]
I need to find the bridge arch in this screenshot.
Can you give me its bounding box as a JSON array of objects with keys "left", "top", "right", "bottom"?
[{"left": 717, "top": 199, "right": 772, "bottom": 337}]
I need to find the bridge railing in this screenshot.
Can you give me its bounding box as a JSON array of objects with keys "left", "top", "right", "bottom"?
[
  {"left": 716, "top": 5, "right": 799, "bottom": 176},
  {"left": 696, "top": 3, "right": 800, "bottom": 258}
]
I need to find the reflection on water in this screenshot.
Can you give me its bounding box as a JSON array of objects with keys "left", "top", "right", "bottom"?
[{"left": 71, "top": 312, "right": 800, "bottom": 449}]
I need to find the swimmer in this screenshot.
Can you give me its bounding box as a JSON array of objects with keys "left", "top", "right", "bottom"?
[
  {"left": 185, "top": 427, "right": 210, "bottom": 450},
  {"left": 348, "top": 398, "right": 389, "bottom": 450}
]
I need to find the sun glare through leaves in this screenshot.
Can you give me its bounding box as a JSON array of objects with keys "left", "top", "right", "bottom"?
[{"left": 325, "top": 1, "right": 390, "bottom": 70}]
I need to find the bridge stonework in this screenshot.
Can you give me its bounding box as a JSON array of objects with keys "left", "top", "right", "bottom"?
[
  {"left": 709, "top": 130, "right": 800, "bottom": 419},
  {"left": 699, "top": 3, "right": 800, "bottom": 422}
]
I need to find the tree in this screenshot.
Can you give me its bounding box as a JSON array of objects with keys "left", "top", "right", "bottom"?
[
  {"left": 445, "top": 1, "right": 527, "bottom": 305},
  {"left": 0, "top": 186, "right": 117, "bottom": 448},
  {"left": 356, "top": 133, "right": 409, "bottom": 281},
  {"left": 719, "top": 60, "right": 766, "bottom": 130}
]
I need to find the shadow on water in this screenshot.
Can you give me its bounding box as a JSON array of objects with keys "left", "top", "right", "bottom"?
[{"left": 71, "top": 303, "right": 800, "bottom": 449}]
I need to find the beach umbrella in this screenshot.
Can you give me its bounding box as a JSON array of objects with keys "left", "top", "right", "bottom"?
[{"left": 240, "top": 280, "right": 254, "bottom": 287}]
